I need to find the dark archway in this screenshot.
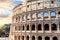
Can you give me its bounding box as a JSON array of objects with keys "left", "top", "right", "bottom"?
[
  {"left": 51, "top": 24, "right": 57, "bottom": 31},
  {"left": 58, "top": 11, "right": 60, "bottom": 17},
  {"left": 45, "top": 36, "right": 50, "bottom": 40},
  {"left": 44, "top": 24, "right": 49, "bottom": 30},
  {"left": 15, "top": 36, "right": 17, "bottom": 40},
  {"left": 32, "top": 36, "right": 35, "bottom": 40},
  {"left": 38, "top": 24, "right": 42, "bottom": 30},
  {"left": 32, "top": 24, "right": 35, "bottom": 30},
  {"left": 27, "top": 36, "right": 29, "bottom": 40},
  {"left": 18, "top": 36, "right": 20, "bottom": 40},
  {"left": 22, "top": 26, "right": 24, "bottom": 30},
  {"left": 53, "top": 37, "right": 58, "bottom": 40},
  {"left": 38, "top": 36, "right": 42, "bottom": 40},
  {"left": 22, "top": 36, "right": 24, "bottom": 40},
  {"left": 27, "top": 25, "right": 29, "bottom": 30}
]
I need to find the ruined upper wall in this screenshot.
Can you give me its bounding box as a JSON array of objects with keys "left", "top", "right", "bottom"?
[{"left": 13, "top": 0, "right": 60, "bottom": 16}]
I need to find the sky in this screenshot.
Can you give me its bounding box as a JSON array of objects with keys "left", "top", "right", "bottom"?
[{"left": 0, "top": 0, "right": 22, "bottom": 25}]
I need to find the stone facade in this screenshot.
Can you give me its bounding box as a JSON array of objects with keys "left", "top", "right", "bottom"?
[{"left": 9, "top": 0, "right": 60, "bottom": 40}]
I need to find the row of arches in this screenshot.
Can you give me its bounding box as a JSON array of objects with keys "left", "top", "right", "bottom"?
[
  {"left": 15, "top": 23, "right": 58, "bottom": 31},
  {"left": 15, "top": 36, "right": 58, "bottom": 40},
  {"left": 15, "top": 11, "right": 60, "bottom": 22}
]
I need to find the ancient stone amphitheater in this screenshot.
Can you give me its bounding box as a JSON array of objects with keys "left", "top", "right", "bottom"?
[{"left": 9, "top": 0, "right": 60, "bottom": 40}]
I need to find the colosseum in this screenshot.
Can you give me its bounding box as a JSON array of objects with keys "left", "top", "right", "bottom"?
[{"left": 9, "top": 0, "right": 60, "bottom": 40}]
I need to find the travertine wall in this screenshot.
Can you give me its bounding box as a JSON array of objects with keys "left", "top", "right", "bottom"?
[{"left": 9, "top": 0, "right": 60, "bottom": 40}]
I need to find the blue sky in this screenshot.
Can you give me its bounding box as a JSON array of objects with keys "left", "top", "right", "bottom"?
[{"left": 13, "top": 1, "right": 22, "bottom": 5}]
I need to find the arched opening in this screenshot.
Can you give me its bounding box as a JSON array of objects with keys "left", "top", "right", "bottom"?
[
  {"left": 59, "top": 22, "right": 60, "bottom": 30},
  {"left": 37, "top": 13, "right": 42, "bottom": 18},
  {"left": 16, "top": 17, "right": 18, "bottom": 22},
  {"left": 22, "top": 26, "right": 24, "bottom": 30},
  {"left": 38, "top": 24, "right": 42, "bottom": 30},
  {"left": 32, "top": 24, "right": 35, "bottom": 30},
  {"left": 53, "top": 37, "right": 58, "bottom": 40},
  {"left": 27, "top": 14, "right": 30, "bottom": 20},
  {"left": 58, "top": 11, "right": 60, "bottom": 17},
  {"left": 24, "top": 15, "right": 26, "bottom": 20},
  {"left": 44, "top": 12, "right": 48, "bottom": 18},
  {"left": 32, "top": 14, "right": 35, "bottom": 19},
  {"left": 18, "top": 26, "right": 20, "bottom": 30},
  {"left": 44, "top": 24, "right": 49, "bottom": 31},
  {"left": 51, "top": 24, "right": 57, "bottom": 31},
  {"left": 32, "top": 36, "right": 35, "bottom": 40},
  {"left": 22, "top": 16, "right": 24, "bottom": 21},
  {"left": 15, "top": 26, "right": 17, "bottom": 31},
  {"left": 18, "top": 36, "right": 20, "bottom": 40},
  {"left": 45, "top": 36, "right": 50, "bottom": 40},
  {"left": 15, "top": 36, "right": 17, "bottom": 40},
  {"left": 51, "top": 11, "right": 56, "bottom": 18},
  {"left": 27, "top": 25, "right": 29, "bottom": 30},
  {"left": 27, "top": 36, "right": 29, "bottom": 40},
  {"left": 22, "top": 36, "right": 24, "bottom": 40},
  {"left": 38, "top": 36, "right": 42, "bottom": 40}
]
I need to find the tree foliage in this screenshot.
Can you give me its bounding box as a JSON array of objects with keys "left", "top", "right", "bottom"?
[{"left": 0, "top": 23, "right": 11, "bottom": 35}]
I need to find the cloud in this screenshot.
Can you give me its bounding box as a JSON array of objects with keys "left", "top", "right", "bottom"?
[{"left": 0, "top": 0, "right": 23, "bottom": 24}]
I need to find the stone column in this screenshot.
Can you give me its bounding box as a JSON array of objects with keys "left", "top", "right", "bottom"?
[
  {"left": 35, "top": 23, "right": 38, "bottom": 33},
  {"left": 20, "top": 35, "right": 22, "bottom": 40},
  {"left": 42, "top": 12, "right": 44, "bottom": 33},
  {"left": 56, "top": 11, "right": 58, "bottom": 19},
  {"left": 24, "top": 35, "right": 26, "bottom": 40},
  {"left": 49, "top": 23, "right": 51, "bottom": 33},
  {"left": 42, "top": 22, "right": 44, "bottom": 33},
  {"left": 42, "top": 36, "right": 44, "bottom": 40},
  {"left": 35, "top": 12, "right": 37, "bottom": 20},
  {"left": 50, "top": 36, "right": 52, "bottom": 40},
  {"left": 42, "top": 12, "right": 44, "bottom": 20},
  {"left": 49, "top": 11, "right": 51, "bottom": 19},
  {"left": 17, "top": 35, "right": 18, "bottom": 40},
  {"left": 35, "top": 36, "right": 38, "bottom": 40},
  {"left": 30, "top": 13, "right": 32, "bottom": 21},
  {"left": 29, "top": 23, "right": 31, "bottom": 33},
  {"left": 29, "top": 35, "right": 31, "bottom": 40},
  {"left": 57, "top": 23, "right": 59, "bottom": 32}
]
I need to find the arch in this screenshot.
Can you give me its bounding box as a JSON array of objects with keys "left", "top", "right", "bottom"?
[
  {"left": 32, "top": 24, "right": 35, "bottom": 30},
  {"left": 38, "top": 24, "right": 42, "bottom": 30},
  {"left": 22, "top": 15, "right": 24, "bottom": 21},
  {"left": 27, "top": 36, "right": 29, "bottom": 40},
  {"left": 27, "top": 14, "right": 30, "bottom": 20},
  {"left": 38, "top": 36, "right": 42, "bottom": 40},
  {"left": 15, "top": 26, "right": 17, "bottom": 31},
  {"left": 32, "top": 14, "right": 35, "bottom": 18},
  {"left": 44, "top": 24, "right": 49, "bottom": 30},
  {"left": 15, "top": 36, "right": 17, "bottom": 40},
  {"left": 44, "top": 12, "right": 48, "bottom": 17},
  {"left": 51, "top": 11, "right": 56, "bottom": 17},
  {"left": 59, "top": 22, "right": 60, "bottom": 30},
  {"left": 24, "top": 15, "right": 26, "bottom": 20},
  {"left": 45, "top": 36, "right": 50, "bottom": 40},
  {"left": 18, "top": 36, "right": 20, "bottom": 40},
  {"left": 22, "top": 26, "right": 24, "bottom": 30},
  {"left": 32, "top": 36, "right": 35, "bottom": 40},
  {"left": 51, "top": 24, "right": 57, "bottom": 31},
  {"left": 58, "top": 11, "right": 60, "bottom": 17},
  {"left": 22, "top": 36, "right": 24, "bottom": 40},
  {"left": 16, "top": 17, "right": 18, "bottom": 22},
  {"left": 27, "top": 25, "right": 29, "bottom": 30},
  {"left": 53, "top": 36, "right": 58, "bottom": 40},
  {"left": 18, "top": 26, "right": 20, "bottom": 30},
  {"left": 37, "top": 13, "right": 42, "bottom": 17}
]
